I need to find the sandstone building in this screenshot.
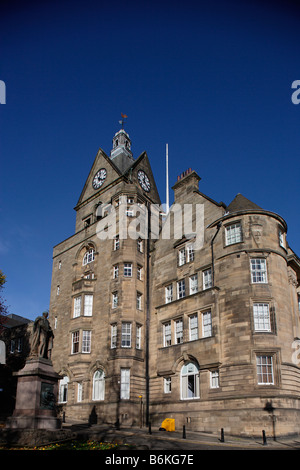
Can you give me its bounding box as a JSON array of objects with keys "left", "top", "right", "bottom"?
[{"left": 49, "top": 126, "right": 300, "bottom": 436}]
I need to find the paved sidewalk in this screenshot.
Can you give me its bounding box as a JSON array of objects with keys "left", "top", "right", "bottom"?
[{"left": 63, "top": 421, "right": 300, "bottom": 450}]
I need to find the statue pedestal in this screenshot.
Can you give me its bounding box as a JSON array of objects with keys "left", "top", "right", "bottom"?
[{"left": 6, "top": 357, "right": 61, "bottom": 430}]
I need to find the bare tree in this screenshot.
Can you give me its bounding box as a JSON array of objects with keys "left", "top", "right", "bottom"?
[{"left": 0, "top": 270, "right": 9, "bottom": 332}]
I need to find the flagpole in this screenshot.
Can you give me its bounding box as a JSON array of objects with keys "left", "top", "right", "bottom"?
[{"left": 166, "top": 143, "right": 169, "bottom": 214}]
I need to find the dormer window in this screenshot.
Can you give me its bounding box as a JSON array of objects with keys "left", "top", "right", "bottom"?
[{"left": 83, "top": 249, "right": 95, "bottom": 266}]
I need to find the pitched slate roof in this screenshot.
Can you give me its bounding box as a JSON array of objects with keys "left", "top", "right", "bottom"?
[
  {"left": 0, "top": 314, "right": 31, "bottom": 329},
  {"left": 227, "top": 193, "right": 263, "bottom": 213}
]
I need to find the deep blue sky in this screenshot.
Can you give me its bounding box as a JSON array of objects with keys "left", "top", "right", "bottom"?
[{"left": 1, "top": 0, "right": 300, "bottom": 320}]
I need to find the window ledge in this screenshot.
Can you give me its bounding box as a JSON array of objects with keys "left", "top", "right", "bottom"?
[
  {"left": 157, "top": 286, "right": 220, "bottom": 310},
  {"left": 159, "top": 335, "right": 215, "bottom": 351}
]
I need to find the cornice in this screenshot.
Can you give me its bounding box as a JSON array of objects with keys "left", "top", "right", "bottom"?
[{"left": 208, "top": 209, "right": 287, "bottom": 232}]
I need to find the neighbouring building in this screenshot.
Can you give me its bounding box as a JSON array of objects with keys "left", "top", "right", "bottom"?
[
  {"left": 49, "top": 126, "right": 300, "bottom": 437},
  {"left": 0, "top": 314, "right": 32, "bottom": 421}
]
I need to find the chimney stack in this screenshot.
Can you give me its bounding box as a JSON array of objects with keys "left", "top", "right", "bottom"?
[{"left": 172, "top": 169, "right": 201, "bottom": 203}]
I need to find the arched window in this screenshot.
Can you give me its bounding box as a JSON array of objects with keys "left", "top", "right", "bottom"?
[
  {"left": 83, "top": 248, "right": 95, "bottom": 266},
  {"left": 180, "top": 362, "right": 200, "bottom": 400},
  {"left": 92, "top": 369, "right": 105, "bottom": 401},
  {"left": 58, "top": 376, "right": 69, "bottom": 403}
]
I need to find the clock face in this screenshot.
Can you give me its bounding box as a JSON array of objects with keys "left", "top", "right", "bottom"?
[
  {"left": 137, "top": 170, "right": 151, "bottom": 192},
  {"left": 92, "top": 168, "right": 107, "bottom": 189}
]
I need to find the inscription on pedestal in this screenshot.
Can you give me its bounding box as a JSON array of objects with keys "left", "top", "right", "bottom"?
[{"left": 40, "top": 382, "right": 55, "bottom": 410}]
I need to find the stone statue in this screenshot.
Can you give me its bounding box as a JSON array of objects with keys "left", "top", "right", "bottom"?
[{"left": 30, "top": 311, "right": 54, "bottom": 359}]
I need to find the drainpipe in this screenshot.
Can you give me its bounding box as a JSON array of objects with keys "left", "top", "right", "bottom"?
[
  {"left": 145, "top": 202, "right": 151, "bottom": 426},
  {"left": 211, "top": 222, "right": 222, "bottom": 287}
]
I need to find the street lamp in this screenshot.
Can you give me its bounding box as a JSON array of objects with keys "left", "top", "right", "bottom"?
[{"left": 139, "top": 395, "right": 143, "bottom": 428}]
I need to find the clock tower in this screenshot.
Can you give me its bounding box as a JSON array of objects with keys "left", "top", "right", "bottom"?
[{"left": 50, "top": 124, "right": 161, "bottom": 426}]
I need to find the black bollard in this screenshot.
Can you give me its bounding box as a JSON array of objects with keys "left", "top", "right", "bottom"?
[
  {"left": 183, "top": 425, "right": 186, "bottom": 439},
  {"left": 148, "top": 422, "right": 152, "bottom": 434},
  {"left": 262, "top": 430, "right": 267, "bottom": 445},
  {"left": 220, "top": 428, "right": 225, "bottom": 442}
]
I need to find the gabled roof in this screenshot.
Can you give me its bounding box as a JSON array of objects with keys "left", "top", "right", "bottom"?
[
  {"left": 76, "top": 148, "right": 122, "bottom": 207},
  {"left": 227, "top": 193, "right": 262, "bottom": 213},
  {"left": 75, "top": 146, "right": 161, "bottom": 210}
]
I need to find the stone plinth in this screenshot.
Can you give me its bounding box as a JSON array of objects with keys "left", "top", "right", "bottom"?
[{"left": 6, "top": 357, "right": 61, "bottom": 430}]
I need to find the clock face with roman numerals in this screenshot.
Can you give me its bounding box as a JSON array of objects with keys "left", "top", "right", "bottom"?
[
  {"left": 137, "top": 170, "right": 151, "bottom": 192},
  {"left": 92, "top": 168, "right": 107, "bottom": 189}
]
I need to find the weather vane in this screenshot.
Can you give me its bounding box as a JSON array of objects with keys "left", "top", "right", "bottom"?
[{"left": 119, "top": 113, "right": 128, "bottom": 129}]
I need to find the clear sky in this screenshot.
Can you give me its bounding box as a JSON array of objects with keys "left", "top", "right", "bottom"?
[{"left": 1, "top": 0, "right": 300, "bottom": 320}]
